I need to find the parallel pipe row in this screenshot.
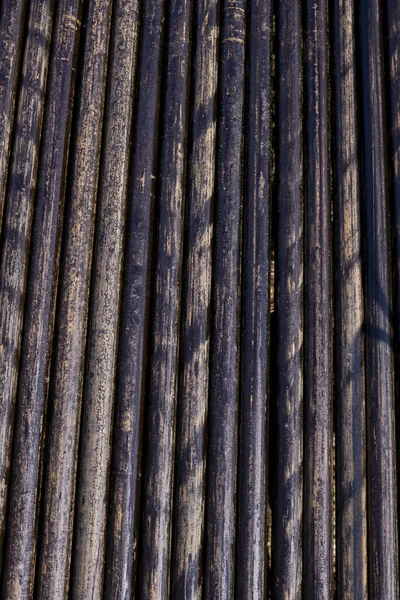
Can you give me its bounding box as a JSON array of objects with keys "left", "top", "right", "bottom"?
[{"left": 0, "top": 0, "right": 399, "bottom": 598}]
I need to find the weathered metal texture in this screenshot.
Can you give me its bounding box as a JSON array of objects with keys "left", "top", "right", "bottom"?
[
  {"left": 331, "top": 0, "right": 368, "bottom": 598},
  {"left": 385, "top": 0, "right": 400, "bottom": 303},
  {"left": 0, "top": 0, "right": 400, "bottom": 596},
  {"left": 385, "top": 0, "right": 400, "bottom": 522},
  {"left": 0, "top": 0, "right": 54, "bottom": 565},
  {"left": 35, "top": 1, "right": 113, "bottom": 598},
  {"left": 303, "top": 0, "right": 332, "bottom": 597},
  {"left": 103, "top": 0, "right": 166, "bottom": 597},
  {"left": 360, "top": 0, "right": 399, "bottom": 597},
  {"left": 170, "top": 0, "right": 218, "bottom": 596},
  {"left": 273, "top": 0, "right": 303, "bottom": 597},
  {"left": 0, "top": 0, "right": 28, "bottom": 239},
  {"left": 203, "top": 0, "right": 245, "bottom": 597},
  {"left": 69, "top": 1, "right": 140, "bottom": 599},
  {"left": 0, "top": 1, "right": 82, "bottom": 598},
  {"left": 236, "top": 0, "right": 271, "bottom": 596},
  {"left": 136, "top": 0, "right": 193, "bottom": 595}
]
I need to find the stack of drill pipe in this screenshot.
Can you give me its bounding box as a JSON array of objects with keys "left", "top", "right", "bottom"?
[{"left": 0, "top": 0, "right": 399, "bottom": 598}]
